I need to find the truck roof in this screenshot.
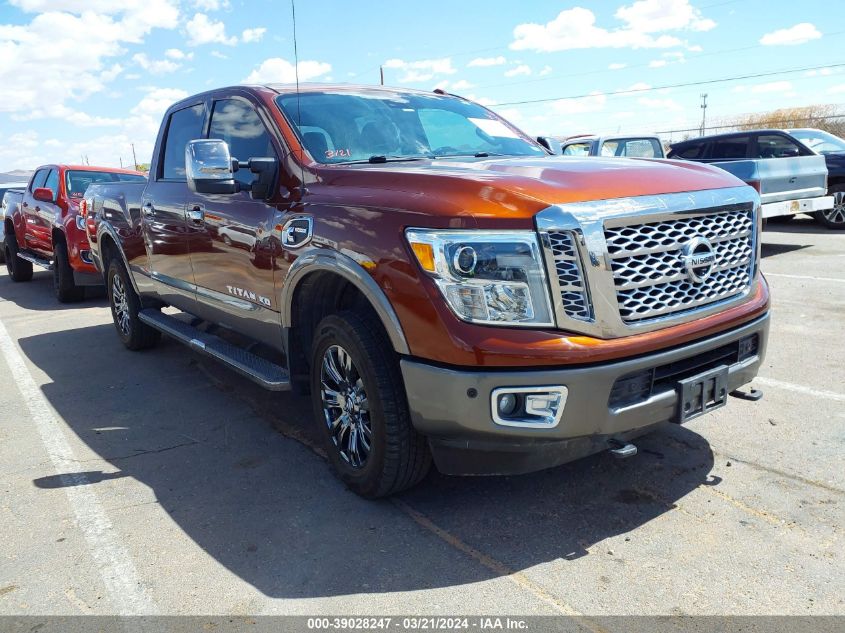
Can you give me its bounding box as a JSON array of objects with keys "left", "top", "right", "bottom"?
[{"left": 33, "top": 164, "right": 145, "bottom": 175}]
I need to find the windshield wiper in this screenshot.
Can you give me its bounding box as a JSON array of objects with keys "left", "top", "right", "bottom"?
[
  {"left": 437, "top": 152, "right": 508, "bottom": 158},
  {"left": 339, "top": 155, "right": 433, "bottom": 164}
]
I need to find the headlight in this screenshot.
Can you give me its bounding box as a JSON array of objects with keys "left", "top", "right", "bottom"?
[{"left": 406, "top": 229, "right": 554, "bottom": 327}]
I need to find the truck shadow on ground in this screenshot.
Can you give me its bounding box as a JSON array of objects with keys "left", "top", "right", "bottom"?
[
  {"left": 0, "top": 268, "right": 107, "bottom": 311},
  {"left": 19, "top": 324, "right": 716, "bottom": 599}
]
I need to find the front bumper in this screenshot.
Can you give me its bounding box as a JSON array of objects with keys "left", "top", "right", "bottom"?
[
  {"left": 400, "top": 312, "right": 769, "bottom": 475},
  {"left": 761, "top": 195, "right": 833, "bottom": 219}
]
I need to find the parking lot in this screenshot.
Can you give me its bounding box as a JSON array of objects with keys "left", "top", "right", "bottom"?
[{"left": 0, "top": 218, "right": 842, "bottom": 618}]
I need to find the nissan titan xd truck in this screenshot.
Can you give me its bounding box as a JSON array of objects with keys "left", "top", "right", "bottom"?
[{"left": 84, "top": 85, "right": 770, "bottom": 498}]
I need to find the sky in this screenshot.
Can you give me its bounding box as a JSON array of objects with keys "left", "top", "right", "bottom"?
[{"left": 0, "top": 0, "right": 841, "bottom": 171}]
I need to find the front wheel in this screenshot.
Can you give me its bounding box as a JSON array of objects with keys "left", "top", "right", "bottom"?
[
  {"left": 53, "top": 240, "right": 84, "bottom": 303},
  {"left": 814, "top": 186, "right": 845, "bottom": 230},
  {"left": 107, "top": 258, "right": 160, "bottom": 351},
  {"left": 309, "top": 311, "right": 431, "bottom": 498}
]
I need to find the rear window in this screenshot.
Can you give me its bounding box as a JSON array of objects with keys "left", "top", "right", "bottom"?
[
  {"left": 563, "top": 142, "right": 591, "bottom": 156},
  {"left": 671, "top": 142, "right": 707, "bottom": 159},
  {"left": 755, "top": 134, "right": 802, "bottom": 159},
  {"left": 710, "top": 136, "right": 749, "bottom": 159},
  {"left": 600, "top": 138, "right": 661, "bottom": 158},
  {"left": 65, "top": 171, "right": 146, "bottom": 198}
]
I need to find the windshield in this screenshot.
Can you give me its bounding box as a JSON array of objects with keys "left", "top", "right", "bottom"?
[
  {"left": 65, "top": 170, "right": 146, "bottom": 198},
  {"left": 788, "top": 129, "right": 845, "bottom": 154},
  {"left": 275, "top": 90, "right": 546, "bottom": 164}
]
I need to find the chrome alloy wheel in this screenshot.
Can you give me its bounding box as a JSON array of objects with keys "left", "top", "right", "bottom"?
[
  {"left": 320, "top": 344, "right": 372, "bottom": 468},
  {"left": 823, "top": 190, "right": 845, "bottom": 226},
  {"left": 111, "top": 274, "right": 130, "bottom": 337}
]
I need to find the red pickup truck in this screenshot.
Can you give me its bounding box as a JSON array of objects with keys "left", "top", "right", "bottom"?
[{"left": 3, "top": 165, "right": 146, "bottom": 301}]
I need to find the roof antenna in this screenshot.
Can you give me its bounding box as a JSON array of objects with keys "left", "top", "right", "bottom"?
[{"left": 291, "top": 0, "right": 306, "bottom": 197}]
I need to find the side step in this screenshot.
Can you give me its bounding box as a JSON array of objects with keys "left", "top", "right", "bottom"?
[
  {"left": 17, "top": 250, "right": 53, "bottom": 270},
  {"left": 138, "top": 309, "right": 291, "bottom": 391}
]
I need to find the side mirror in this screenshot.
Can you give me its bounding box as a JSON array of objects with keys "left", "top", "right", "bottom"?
[
  {"left": 536, "top": 136, "right": 562, "bottom": 155},
  {"left": 33, "top": 187, "right": 54, "bottom": 202},
  {"left": 186, "top": 139, "right": 238, "bottom": 195}
]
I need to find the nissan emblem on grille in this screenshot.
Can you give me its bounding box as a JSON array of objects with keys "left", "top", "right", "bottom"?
[{"left": 680, "top": 236, "right": 717, "bottom": 283}]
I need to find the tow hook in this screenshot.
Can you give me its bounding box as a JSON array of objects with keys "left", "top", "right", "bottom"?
[
  {"left": 607, "top": 439, "right": 638, "bottom": 459},
  {"left": 730, "top": 387, "right": 764, "bottom": 401}
]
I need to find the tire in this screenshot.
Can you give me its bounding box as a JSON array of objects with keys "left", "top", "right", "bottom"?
[
  {"left": 53, "top": 239, "right": 85, "bottom": 303},
  {"left": 310, "top": 311, "right": 431, "bottom": 498},
  {"left": 813, "top": 186, "right": 845, "bottom": 230},
  {"left": 4, "top": 232, "right": 33, "bottom": 282},
  {"left": 107, "top": 258, "right": 160, "bottom": 351}
]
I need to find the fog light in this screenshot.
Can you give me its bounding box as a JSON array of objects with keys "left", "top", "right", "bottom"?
[
  {"left": 497, "top": 392, "right": 519, "bottom": 416},
  {"left": 491, "top": 386, "right": 568, "bottom": 428}
]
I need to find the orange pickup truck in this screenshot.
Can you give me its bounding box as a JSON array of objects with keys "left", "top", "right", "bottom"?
[
  {"left": 3, "top": 164, "right": 145, "bottom": 301},
  {"left": 85, "top": 85, "right": 769, "bottom": 497}
]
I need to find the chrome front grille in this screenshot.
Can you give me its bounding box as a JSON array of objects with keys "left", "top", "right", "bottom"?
[
  {"left": 547, "top": 231, "right": 591, "bottom": 320},
  {"left": 605, "top": 209, "right": 755, "bottom": 322}
]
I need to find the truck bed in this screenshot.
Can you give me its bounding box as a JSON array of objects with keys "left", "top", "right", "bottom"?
[{"left": 709, "top": 155, "right": 831, "bottom": 218}]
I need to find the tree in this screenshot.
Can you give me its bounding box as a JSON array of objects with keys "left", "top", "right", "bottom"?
[{"left": 731, "top": 104, "right": 845, "bottom": 137}]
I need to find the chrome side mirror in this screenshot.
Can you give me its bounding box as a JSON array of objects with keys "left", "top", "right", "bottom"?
[
  {"left": 536, "top": 136, "right": 562, "bottom": 155},
  {"left": 186, "top": 139, "right": 238, "bottom": 194}
]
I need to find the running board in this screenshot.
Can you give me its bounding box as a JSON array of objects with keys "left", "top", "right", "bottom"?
[
  {"left": 17, "top": 251, "right": 53, "bottom": 270},
  {"left": 138, "top": 309, "right": 291, "bottom": 391}
]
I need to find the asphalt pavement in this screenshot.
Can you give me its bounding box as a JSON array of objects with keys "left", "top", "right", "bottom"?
[{"left": 0, "top": 217, "right": 842, "bottom": 619}]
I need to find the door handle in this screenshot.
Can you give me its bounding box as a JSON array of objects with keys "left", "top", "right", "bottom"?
[
  {"left": 142, "top": 202, "right": 155, "bottom": 217},
  {"left": 186, "top": 205, "right": 204, "bottom": 224}
]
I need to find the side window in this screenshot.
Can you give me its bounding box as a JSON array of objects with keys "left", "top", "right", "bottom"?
[
  {"left": 563, "top": 142, "right": 591, "bottom": 156},
  {"left": 756, "top": 134, "right": 801, "bottom": 159},
  {"left": 30, "top": 169, "right": 49, "bottom": 191},
  {"left": 618, "top": 139, "right": 660, "bottom": 158},
  {"left": 43, "top": 169, "right": 59, "bottom": 200},
  {"left": 209, "top": 99, "right": 277, "bottom": 187},
  {"left": 161, "top": 104, "right": 205, "bottom": 180},
  {"left": 710, "top": 136, "right": 749, "bottom": 159},
  {"left": 673, "top": 143, "right": 705, "bottom": 159}
]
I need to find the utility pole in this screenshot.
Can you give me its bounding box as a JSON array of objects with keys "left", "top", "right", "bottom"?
[
  {"left": 379, "top": 65, "right": 384, "bottom": 86},
  {"left": 131, "top": 143, "right": 138, "bottom": 170},
  {"left": 119, "top": 157, "right": 123, "bottom": 168},
  {"left": 699, "top": 93, "right": 708, "bottom": 136}
]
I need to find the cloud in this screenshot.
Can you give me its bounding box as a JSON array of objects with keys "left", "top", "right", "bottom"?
[
  {"left": 0, "top": 2, "right": 179, "bottom": 118},
  {"left": 749, "top": 80, "right": 792, "bottom": 94},
  {"left": 244, "top": 58, "right": 332, "bottom": 83},
  {"left": 185, "top": 13, "right": 236, "bottom": 46},
  {"left": 467, "top": 56, "right": 507, "bottom": 67},
  {"left": 828, "top": 84, "right": 845, "bottom": 94},
  {"left": 627, "top": 82, "right": 652, "bottom": 91},
  {"left": 383, "top": 57, "right": 456, "bottom": 83},
  {"left": 539, "top": 65, "right": 552, "bottom": 76},
  {"left": 637, "top": 96, "right": 682, "bottom": 111},
  {"left": 510, "top": 0, "right": 714, "bottom": 52},
  {"left": 133, "top": 53, "right": 181, "bottom": 74},
  {"left": 649, "top": 59, "right": 667, "bottom": 68},
  {"left": 615, "top": 0, "right": 716, "bottom": 33},
  {"left": 505, "top": 64, "right": 532, "bottom": 77},
  {"left": 131, "top": 87, "right": 189, "bottom": 117},
  {"left": 165, "top": 48, "right": 192, "bottom": 60},
  {"left": 550, "top": 93, "right": 607, "bottom": 115},
  {"left": 241, "top": 27, "right": 266, "bottom": 43},
  {"left": 609, "top": 63, "right": 627, "bottom": 70},
  {"left": 193, "top": 0, "right": 229, "bottom": 9},
  {"left": 759, "top": 23, "right": 821, "bottom": 46},
  {"left": 210, "top": 50, "right": 228, "bottom": 59}
]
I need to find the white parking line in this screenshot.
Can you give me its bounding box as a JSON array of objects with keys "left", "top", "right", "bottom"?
[
  {"left": 0, "top": 317, "right": 156, "bottom": 615},
  {"left": 754, "top": 376, "right": 845, "bottom": 403},
  {"left": 765, "top": 272, "right": 845, "bottom": 283}
]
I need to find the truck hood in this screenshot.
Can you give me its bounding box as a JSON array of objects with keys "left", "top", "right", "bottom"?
[{"left": 315, "top": 156, "right": 746, "bottom": 222}]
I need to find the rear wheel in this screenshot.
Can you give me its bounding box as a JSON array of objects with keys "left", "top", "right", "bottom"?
[
  {"left": 309, "top": 311, "right": 431, "bottom": 498},
  {"left": 4, "top": 232, "right": 33, "bottom": 282},
  {"left": 107, "top": 258, "right": 160, "bottom": 351},
  {"left": 813, "top": 186, "right": 845, "bottom": 230},
  {"left": 53, "top": 240, "right": 85, "bottom": 303}
]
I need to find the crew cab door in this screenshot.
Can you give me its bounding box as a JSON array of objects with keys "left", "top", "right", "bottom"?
[
  {"left": 186, "top": 96, "right": 280, "bottom": 343},
  {"left": 141, "top": 102, "right": 206, "bottom": 309},
  {"left": 21, "top": 167, "right": 54, "bottom": 254}
]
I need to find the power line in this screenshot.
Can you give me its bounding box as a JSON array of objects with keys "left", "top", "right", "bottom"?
[{"left": 490, "top": 62, "right": 845, "bottom": 107}]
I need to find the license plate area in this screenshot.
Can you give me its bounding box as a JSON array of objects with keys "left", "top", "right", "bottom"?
[{"left": 677, "top": 365, "right": 729, "bottom": 423}]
